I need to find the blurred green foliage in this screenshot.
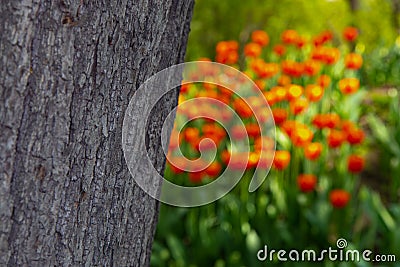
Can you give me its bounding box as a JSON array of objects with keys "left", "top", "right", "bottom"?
[
  {"left": 152, "top": 181, "right": 400, "bottom": 267},
  {"left": 362, "top": 41, "right": 400, "bottom": 86},
  {"left": 365, "top": 88, "right": 400, "bottom": 201},
  {"left": 187, "top": 0, "right": 398, "bottom": 60},
  {"left": 186, "top": 0, "right": 399, "bottom": 87}
]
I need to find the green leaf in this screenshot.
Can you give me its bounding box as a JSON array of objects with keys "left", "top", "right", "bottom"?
[
  {"left": 367, "top": 114, "right": 400, "bottom": 158},
  {"left": 246, "top": 229, "right": 261, "bottom": 252},
  {"left": 371, "top": 192, "right": 396, "bottom": 232},
  {"left": 166, "top": 234, "right": 186, "bottom": 263},
  {"left": 276, "top": 128, "right": 291, "bottom": 150}
]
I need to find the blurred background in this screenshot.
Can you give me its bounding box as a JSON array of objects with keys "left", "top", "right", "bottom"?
[
  {"left": 151, "top": 0, "right": 400, "bottom": 266},
  {"left": 187, "top": 0, "right": 400, "bottom": 86}
]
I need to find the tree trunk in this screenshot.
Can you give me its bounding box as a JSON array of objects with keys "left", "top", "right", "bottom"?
[
  {"left": 0, "top": 0, "right": 193, "bottom": 266},
  {"left": 392, "top": 0, "right": 400, "bottom": 34},
  {"left": 348, "top": 0, "right": 358, "bottom": 12}
]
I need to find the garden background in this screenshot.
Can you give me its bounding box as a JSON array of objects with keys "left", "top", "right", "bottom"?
[{"left": 151, "top": 0, "right": 400, "bottom": 266}]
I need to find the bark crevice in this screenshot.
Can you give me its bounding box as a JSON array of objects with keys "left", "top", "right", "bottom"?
[{"left": 0, "top": 0, "right": 194, "bottom": 266}]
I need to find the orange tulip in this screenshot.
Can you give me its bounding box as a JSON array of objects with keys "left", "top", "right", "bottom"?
[
  {"left": 264, "top": 63, "right": 280, "bottom": 78},
  {"left": 218, "top": 85, "right": 234, "bottom": 98},
  {"left": 305, "top": 84, "right": 324, "bottom": 102},
  {"left": 290, "top": 97, "right": 308, "bottom": 115},
  {"left": 216, "top": 40, "right": 239, "bottom": 64},
  {"left": 247, "top": 151, "right": 260, "bottom": 169},
  {"left": 287, "top": 84, "right": 303, "bottom": 101},
  {"left": 188, "top": 171, "right": 204, "bottom": 183},
  {"left": 327, "top": 130, "right": 346, "bottom": 148},
  {"left": 273, "top": 150, "right": 291, "bottom": 170},
  {"left": 244, "top": 42, "right": 262, "bottom": 58},
  {"left": 282, "top": 60, "right": 304, "bottom": 77},
  {"left": 184, "top": 127, "right": 200, "bottom": 143},
  {"left": 304, "top": 142, "right": 323, "bottom": 160},
  {"left": 339, "top": 78, "right": 360, "bottom": 94},
  {"left": 254, "top": 79, "right": 266, "bottom": 91},
  {"left": 297, "top": 174, "right": 317, "bottom": 192},
  {"left": 273, "top": 44, "right": 286, "bottom": 56},
  {"left": 202, "top": 123, "right": 225, "bottom": 138},
  {"left": 303, "top": 60, "right": 321, "bottom": 76},
  {"left": 345, "top": 53, "right": 363, "bottom": 70},
  {"left": 312, "top": 113, "right": 340, "bottom": 129},
  {"left": 343, "top": 27, "right": 358, "bottom": 42},
  {"left": 347, "top": 154, "right": 364, "bottom": 173},
  {"left": 272, "top": 86, "right": 288, "bottom": 102},
  {"left": 246, "top": 123, "right": 261, "bottom": 138},
  {"left": 263, "top": 91, "right": 277, "bottom": 106},
  {"left": 258, "top": 63, "right": 280, "bottom": 78},
  {"left": 216, "top": 41, "right": 236, "bottom": 54},
  {"left": 313, "top": 30, "right": 333, "bottom": 46},
  {"left": 321, "top": 30, "right": 333, "bottom": 43},
  {"left": 341, "top": 120, "right": 356, "bottom": 133},
  {"left": 323, "top": 47, "right": 340, "bottom": 65},
  {"left": 251, "top": 59, "right": 279, "bottom": 78},
  {"left": 250, "top": 58, "right": 264, "bottom": 73},
  {"left": 295, "top": 36, "right": 307, "bottom": 48},
  {"left": 312, "top": 35, "right": 325, "bottom": 47},
  {"left": 167, "top": 156, "right": 186, "bottom": 174},
  {"left": 317, "top": 75, "right": 331, "bottom": 88},
  {"left": 251, "top": 30, "right": 269, "bottom": 46},
  {"left": 204, "top": 161, "right": 222, "bottom": 178},
  {"left": 201, "top": 124, "right": 225, "bottom": 147},
  {"left": 312, "top": 114, "right": 327, "bottom": 129},
  {"left": 312, "top": 47, "right": 340, "bottom": 65},
  {"left": 202, "top": 82, "right": 217, "bottom": 91},
  {"left": 330, "top": 189, "right": 351, "bottom": 208},
  {"left": 180, "top": 83, "right": 190, "bottom": 94},
  {"left": 221, "top": 150, "right": 231, "bottom": 165},
  {"left": 272, "top": 108, "right": 288, "bottom": 125},
  {"left": 281, "top": 29, "right": 299, "bottom": 44},
  {"left": 281, "top": 120, "right": 297, "bottom": 137},
  {"left": 216, "top": 51, "right": 238, "bottom": 64},
  {"left": 277, "top": 75, "right": 291, "bottom": 86},
  {"left": 326, "top": 113, "right": 341, "bottom": 129},
  {"left": 233, "top": 98, "right": 253, "bottom": 119},
  {"left": 291, "top": 125, "right": 314, "bottom": 147},
  {"left": 346, "top": 128, "right": 365, "bottom": 145}
]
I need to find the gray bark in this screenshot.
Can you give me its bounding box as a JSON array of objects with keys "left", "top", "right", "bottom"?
[
  {"left": 348, "top": 0, "right": 358, "bottom": 11},
  {"left": 0, "top": 0, "right": 193, "bottom": 266}
]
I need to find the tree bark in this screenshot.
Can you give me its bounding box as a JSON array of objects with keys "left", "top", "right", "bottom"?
[
  {"left": 0, "top": 0, "right": 193, "bottom": 266},
  {"left": 348, "top": 0, "right": 358, "bottom": 12},
  {"left": 392, "top": 0, "right": 400, "bottom": 34}
]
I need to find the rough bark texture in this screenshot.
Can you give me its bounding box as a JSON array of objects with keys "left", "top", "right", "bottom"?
[{"left": 0, "top": 0, "right": 193, "bottom": 266}]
